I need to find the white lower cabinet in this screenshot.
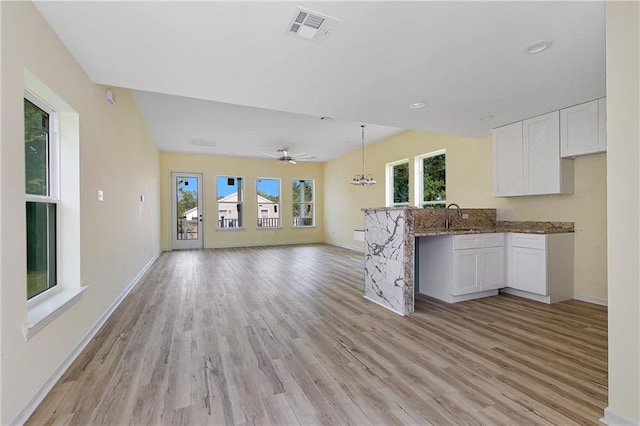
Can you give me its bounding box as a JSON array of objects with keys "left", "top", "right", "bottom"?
[
  {"left": 502, "top": 233, "right": 574, "bottom": 303},
  {"left": 419, "top": 233, "right": 505, "bottom": 303}
]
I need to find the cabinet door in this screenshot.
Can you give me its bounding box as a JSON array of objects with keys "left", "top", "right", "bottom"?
[
  {"left": 560, "top": 100, "right": 599, "bottom": 158},
  {"left": 482, "top": 247, "right": 505, "bottom": 290},
  {"left": 510, "top": 247, "right": 546, "bottom": 295},
  {"left": 598, "top": 98, "right": 607, "bottom": 152},
  {"left": 453, "top": 249, "right": 481, "bottom": 295},
  {"left": 492, "top": 122, "right": 523, "bottom": 196},
  {"left": 523, "top": 111, "right": 561, "bottom": 195}
]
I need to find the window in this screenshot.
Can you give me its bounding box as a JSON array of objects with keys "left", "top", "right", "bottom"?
[
  {"left": 217, "top": 176, "right": 243, "bottom": 228},
  {"left": 415, "top": 150, "right": 446, "bottom": 208},
  {"left": 386, "top": 159, "right": 409, "bottom": 207},
  {"left": 292, "top": 179, "right": 314, "bottom": 227},
  {"left": 25, "top": 94, "right": 59, "bottom": 299},
  {"left": 256, "top": 178, "right": 280, "bottom": 228}
]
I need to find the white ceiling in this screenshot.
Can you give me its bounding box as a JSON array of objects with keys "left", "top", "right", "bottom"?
[{"left": 34, "top": 1, "right": 606, "bottom": 162}]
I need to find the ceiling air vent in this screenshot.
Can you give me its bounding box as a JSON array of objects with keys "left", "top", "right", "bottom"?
[
  {"left": 286, "top": 7, "right": 339, "bottom": 42},
  {"left": 188, "top": 137, "right": 217, "bottom": 147}
]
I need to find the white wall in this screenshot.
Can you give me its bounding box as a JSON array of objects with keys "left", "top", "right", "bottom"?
[
  {"left": 605, "top": 1, "right": 640, "bottom": 423},
  {"left": 0, "top": 2, "right": 160, "bottom": 423}
]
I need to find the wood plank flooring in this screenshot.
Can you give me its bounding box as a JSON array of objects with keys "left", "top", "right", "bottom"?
[{"left": 26, "top": 244, "right": 608, "bottom": 425}]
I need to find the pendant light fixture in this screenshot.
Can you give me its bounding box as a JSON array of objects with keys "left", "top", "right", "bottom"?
[{"left": 350, "top": 125, "right": 376, "bottom": 186}]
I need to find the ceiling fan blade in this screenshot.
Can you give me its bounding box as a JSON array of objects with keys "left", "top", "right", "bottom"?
[
  {"left": 262, "top": 152, "right": 280, "bottom": 158},
  {"left": 289, "top": 159, "right": 297, "bottom": 164},
  {"left": 292, "top": 152, "right": 308, "bottom": 158}
]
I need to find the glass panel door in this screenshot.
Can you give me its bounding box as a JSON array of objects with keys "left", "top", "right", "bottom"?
[{"left": 171, "top": 172, "right": 204, "bottom": 250}]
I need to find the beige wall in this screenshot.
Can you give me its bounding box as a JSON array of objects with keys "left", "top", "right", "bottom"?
[
  {"left": 0, "top": 2, "right": 160, "bottom": 423},
  {"left": 324, "top": 130, "right": 607, "bottom": 301},
  {"left": 606, "top": 1, "right": 639, "bottom": 423},
  {"left": 160, "top": 153, "right": 324, "bottom": 249}
]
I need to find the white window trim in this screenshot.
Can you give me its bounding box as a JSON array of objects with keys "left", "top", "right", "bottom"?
[
  {"left": 385, "top": 158, "right": 410, "bottom": 207},
  {"left": 292, "top": 178, "right": 315, "bottom": 228},
  {"left": 414, "top": 149, "right": 446, "bottom": 208},
  {"left": 24, "top": 286, "right": 88, "bottom": 340},
  {"left": 23, "top": 70, "right": 83, "bottom": 340}
]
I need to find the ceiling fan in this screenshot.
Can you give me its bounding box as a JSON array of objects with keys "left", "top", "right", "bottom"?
[{"left": 263, "top": 148, "right": 316, "bottom": 164}]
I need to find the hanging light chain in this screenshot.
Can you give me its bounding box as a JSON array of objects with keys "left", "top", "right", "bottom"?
[{"left": 350, "top": 124, "right": 376, "bottom": 186}]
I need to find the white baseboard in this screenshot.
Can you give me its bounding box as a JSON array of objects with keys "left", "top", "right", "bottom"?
[
  {"left": 600, "top": 407, "right": 639, "bottom": 425},
  {"left": 327, "top": 241, "right": 364, "bottom": 253},
  {"left": 9, "top": 251, "right": 161, "bottom": 426},
  {"left": 500, "top": 287, "right": 551, "bottom": 304},
  {"left": 574, "top": 293, "right": 608, "bottom": 306},
  {"left": 203, "top": 240, "right": 324, "bottom": 249}
]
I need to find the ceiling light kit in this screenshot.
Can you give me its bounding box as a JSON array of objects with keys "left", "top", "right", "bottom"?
[
  {"left": 524, "top": 40, "right": 552, "bottom": 55},
  {"left": 350, "top": 125, "right": 376, "bottom": 186},
  {"left": 263, "top": 148, "right": 316, "bottom": 164}
]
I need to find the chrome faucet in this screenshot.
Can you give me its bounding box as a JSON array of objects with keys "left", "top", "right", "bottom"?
[{"left": 445, "top": 203, "right": 463, "bottom": 229}]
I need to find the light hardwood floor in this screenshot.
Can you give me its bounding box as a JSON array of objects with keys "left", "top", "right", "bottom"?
[{"left": 27, "top": 244, "right": 607, "bottom": 425}]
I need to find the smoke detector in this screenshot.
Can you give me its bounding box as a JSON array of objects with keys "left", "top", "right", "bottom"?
[{"left": 286, "top": 7, "right": 339, "bottom": 42}]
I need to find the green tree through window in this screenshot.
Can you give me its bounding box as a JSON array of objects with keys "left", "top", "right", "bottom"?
[
  {"left": 393, "top": 162, "right": 409, "bottom": 205},
  {"left": 292, "top": 179, "right": 314, "bottom": 226},
  {"left": 421, "top": 152, "right": 446, "bottom": 207},
  {"left": 25, "top": 96, "right": 57, "bottom": 299}
]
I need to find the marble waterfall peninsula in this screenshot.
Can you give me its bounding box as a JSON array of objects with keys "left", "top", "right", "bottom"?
[{"left": 361, "top": 207, "right": 574, "bottom": 315}]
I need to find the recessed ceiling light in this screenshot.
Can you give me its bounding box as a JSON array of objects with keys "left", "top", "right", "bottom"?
[
  {"left": 409, "top": 102, "right": 426, "bottom": 109},
  {"left": 242, "top": 129, "right": 253, "bottom": 134},
  {"left": 480, "top": 115, "right": 494, "bottom": 121},
  {"left": 524, "top": 40, "right": 552, "bottom": 55}
]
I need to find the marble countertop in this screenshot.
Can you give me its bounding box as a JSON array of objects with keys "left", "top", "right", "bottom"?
[{"left": 414, "top": 221, "right": 574, "bottom": 237}]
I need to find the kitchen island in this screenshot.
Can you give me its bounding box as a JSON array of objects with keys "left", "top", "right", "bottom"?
[{"left": 362, "top": 206, "right": 574, "bottom": 315}]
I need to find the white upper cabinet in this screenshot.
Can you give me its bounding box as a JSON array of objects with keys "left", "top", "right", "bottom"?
[
  {"left": 524, "top": 111, "right": 561, "bottom": 195},
  {"left": 492, "top": 122, "right": 523, "bottom": 197},
  {"left": 560, "top": 98, "right": 607, "bottom": 158},
  {"left": 493, "top": 111, "right": 573, "bottom": 197}
]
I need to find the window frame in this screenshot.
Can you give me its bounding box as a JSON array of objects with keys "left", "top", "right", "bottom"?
[
  {"left": 385, "top": 158, "right": 410, "bottom": 207},
  {"left": 24, "top": 90, "right": 60, "bottom": 300},
  {"left": 414, "top": 149, "right": 447, "bottom": 208},
  {"left": 216, "top": 175, "right": 244, "bottom": 230},
  {"left": 256, "top": 177, "right": 281, "bottom": 229},
  {"left": 292, "top": 178, "right": 315, "bottom": 228}
]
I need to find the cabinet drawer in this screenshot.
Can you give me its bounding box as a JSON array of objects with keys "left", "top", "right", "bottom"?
[
  {"left": 481, "top": 233, "right": 504, "bottom": 248},
  {"left": 454, "top": 233, "right": 505, "bottom": 250},
  {"left": 509, "top": 233, "right": 546, "bottom": 250},
  {"left": 453, "top": 234, "right": 480, "bottom": 250}
]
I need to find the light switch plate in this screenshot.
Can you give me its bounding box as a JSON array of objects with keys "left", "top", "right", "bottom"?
[{"left": 97, "top": 190, "right": 104, "bottom": 202}]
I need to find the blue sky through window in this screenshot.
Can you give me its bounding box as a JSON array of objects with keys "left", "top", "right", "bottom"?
[
  {"left": 177, "top": 176, "right": 197, "bottom": 198},
  {"left": 257, "top": 179, "right": 279, "bottom": 197},
  {"left": 217, "top": 176, "right": 239, "bottom": 197}
]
